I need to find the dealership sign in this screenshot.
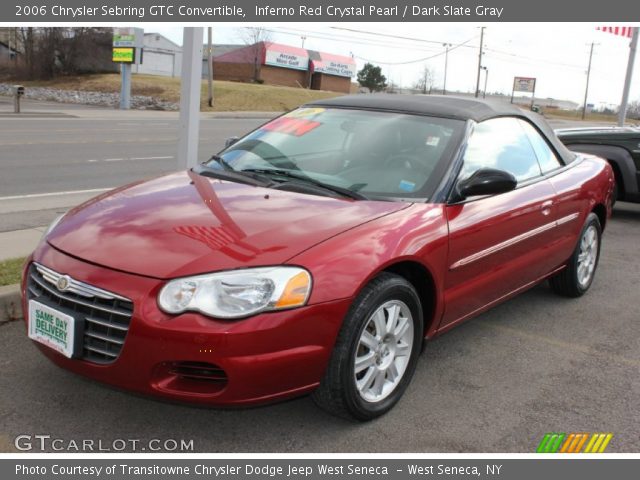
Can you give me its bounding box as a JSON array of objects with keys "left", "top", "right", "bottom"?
[
  {"left": 265, "top": 46, "right": 309, "bottom": 71},
  {"left": 513, "top": 76, "right": 536, "bottom": 93}
]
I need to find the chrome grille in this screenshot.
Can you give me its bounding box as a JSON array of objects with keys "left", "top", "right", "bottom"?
[{"left": 27, "top": 263, "right": 133, "bottom": 364}]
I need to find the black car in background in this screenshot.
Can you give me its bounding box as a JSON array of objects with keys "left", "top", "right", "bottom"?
[{"left": 556, "top": 126, "right": 640, "bottom": 203}]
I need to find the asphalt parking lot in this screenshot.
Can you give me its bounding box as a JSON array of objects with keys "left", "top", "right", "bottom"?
[{"left": 1, "top": 202, "right": 638, "bottom": 453}]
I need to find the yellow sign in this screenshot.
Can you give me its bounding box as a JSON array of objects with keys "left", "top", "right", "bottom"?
[{"left": 112, "top": 47, "right": 135, "bottom": 63}]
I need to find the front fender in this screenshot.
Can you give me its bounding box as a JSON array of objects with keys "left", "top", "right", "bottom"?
[{"left": 287, "top": 203, "right": 449, "bottom": 334}]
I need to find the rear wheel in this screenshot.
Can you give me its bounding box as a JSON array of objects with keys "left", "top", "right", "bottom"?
[
  {"left": 312, "top": 273, "right": 423, "bottom": 421},
  {"left": 550, "top": 213, "right": 601, "bottom": 297}
]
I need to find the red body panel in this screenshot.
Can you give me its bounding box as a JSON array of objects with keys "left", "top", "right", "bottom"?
[
  {"left": 47, "top": 171, "right": 405, "bottom": 279},
  {"left": 22, "top": 154, "right": 613, "bottom": 406}
]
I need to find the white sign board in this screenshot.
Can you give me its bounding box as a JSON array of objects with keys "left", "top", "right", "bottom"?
[
  {"left": 314, "top": 60, "right": 356, "bottom": 78},
  {"left": 513, "top": 77, "right": 536, "bottom": 93},
  {"left": 265, "top": 48, "right": 308, "bottom": 71}
]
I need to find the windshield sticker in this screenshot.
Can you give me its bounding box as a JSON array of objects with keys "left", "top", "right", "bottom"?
[
  {"left": 399, "top": 180, "right": 416, "bottom": 192},
  {"left": 426, "top": 136, "right": 440, "bottom": 147},
  {"left": 260, "top": 117, "right": 321, "bottom": 137},
  {"left": 288, "top": 107, "right": 326, "bottom": 118}
]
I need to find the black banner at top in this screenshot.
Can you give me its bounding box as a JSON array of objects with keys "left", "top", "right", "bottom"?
[{"left": 3, "top": 0, "right": 640, "bottom": 22}]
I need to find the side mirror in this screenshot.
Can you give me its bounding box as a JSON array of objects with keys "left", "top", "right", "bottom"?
[
  {"left": 225, "top": 136, "right": 239, "bottom": 148},
  {"left": 456, "top": 168, "right": 517, "bottom": 199}
]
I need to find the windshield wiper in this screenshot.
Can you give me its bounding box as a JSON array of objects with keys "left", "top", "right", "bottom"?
[
  {"left": 192, "top": 163, "right": 273, "bottom": 187},
  {"left": 241, "top": 168, "right": 369, "bottom": 200},
  {"left": 208, "top": 154, "right": 235, "bottom": 171}
]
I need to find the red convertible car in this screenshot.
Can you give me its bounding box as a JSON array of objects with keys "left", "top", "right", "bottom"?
[{"left": 22, "top": 95, "right": 613, "bottom": 420}]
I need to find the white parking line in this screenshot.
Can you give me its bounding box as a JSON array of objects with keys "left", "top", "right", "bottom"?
[
  {"left": 88, "top": 156, "right": 174, "bottom": 163},
  {"left": 0, "top": 188, "right": 113, "bottom": 201}
]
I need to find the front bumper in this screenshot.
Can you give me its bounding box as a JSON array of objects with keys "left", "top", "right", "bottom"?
[{"left": 21, "top": 243, "right": 352, "bottom": 406}]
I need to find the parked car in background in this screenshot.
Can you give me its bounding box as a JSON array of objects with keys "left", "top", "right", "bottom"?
[
  {"left": 557, "top": 126, "right": 640, "bottom": 203},
  {"left": 23, "top": 96, "right": 614, "bottom": 420}
]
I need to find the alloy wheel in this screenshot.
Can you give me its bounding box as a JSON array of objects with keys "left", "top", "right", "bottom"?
[{"left": 354, "top": 300, "right": 414, "bottom": 403}]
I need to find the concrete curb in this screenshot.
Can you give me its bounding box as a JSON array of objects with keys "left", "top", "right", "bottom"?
[
  {"left": 205, "top": 111, "right": 282, "bottom": 119},
  {"left": 0, "top": 284, "right": 22, "bottom": 324}
]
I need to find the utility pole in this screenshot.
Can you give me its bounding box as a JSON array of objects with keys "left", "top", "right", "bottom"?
[
  {"left": 482, "top": 67, "right": 489, "bottom": 99},
  {"left": 618, "top": 27, "right": 638, "bottom": 126},
  {"left": 582, "top": 42, "right": 597, "bottom": 120},
  {"left": 442, "top": 43, "right": 451, "bottom": 95},
  {"left": 207, "top": 26, "right": 213, "bottom": 107},
  {"left": 475, "top": 27, "right": 485, "bottom": 98}
]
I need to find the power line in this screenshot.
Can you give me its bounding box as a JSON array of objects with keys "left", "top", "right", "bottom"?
[
  {"left": 331, "top": 26, "right": 476, "bottom": 48},
  {"left": 261, "top": 26, "right": 445, "bottom": 54},
  {"left": 354, "top": 36, "right": 477, "bottom": 65}
]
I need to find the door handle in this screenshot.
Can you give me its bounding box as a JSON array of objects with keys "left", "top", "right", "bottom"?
[{"left": 541, "top": 200, "right": 553, "bottom": 216}]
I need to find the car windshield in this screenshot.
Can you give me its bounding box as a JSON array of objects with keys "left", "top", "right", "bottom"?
[{"left": 207, "top": 107, "right": 465, "bottom": 200}]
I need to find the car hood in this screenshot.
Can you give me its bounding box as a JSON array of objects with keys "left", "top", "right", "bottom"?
[{"left": 48, "top": 171, "right": 407, "bottom": 279}]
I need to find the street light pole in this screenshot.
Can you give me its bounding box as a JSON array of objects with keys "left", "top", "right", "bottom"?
[
  {"left": 582, "top": 42, "right": 596, "bottom": 121},
  {"left": 475, "top": 27, "right": 485, "bottom": 98},
  {"left": 442, "top": 43, "right": 451, "bottom": 95},
  {"left": 301, "top": 36, "right": 307, "bottom": 48}
]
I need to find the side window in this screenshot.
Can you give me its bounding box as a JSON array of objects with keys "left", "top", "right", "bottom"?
[
  {"left": 460, "top": 117, "right": 542, "bottom": 183},
  {"left": 518, "top": 120, "right": 563, "bottom": 173}
]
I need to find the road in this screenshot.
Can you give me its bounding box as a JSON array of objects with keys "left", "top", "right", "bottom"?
[
  {"left": 0, "top": 101, "right": 269, "bottom": 233},
  {"left": 1, "top": 202, "right": 639, "bottom": 452}
]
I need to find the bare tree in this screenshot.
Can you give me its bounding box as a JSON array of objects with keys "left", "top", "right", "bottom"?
[
  {"left": 10, "top": 27, "right": 114, "bottom": 79},
  {"left": 237, "top": 27, "right": 272, "bottom": 82},
  {"left": 626, "top": 100, "right": 640, "bottom": 120},
  {"left": 414, "top": 64, "right": 435, "bottom": 94}
]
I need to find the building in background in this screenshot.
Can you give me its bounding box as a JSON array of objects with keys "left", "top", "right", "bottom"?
[
  {"left": 211, "top": 41, "right": 356, "bottom": 93},
  {"left": 133, "top": 33, "right": 182, "bottom": 77},
  {"left": 201, "top": 44, "right": 243, "bottom": 77}
]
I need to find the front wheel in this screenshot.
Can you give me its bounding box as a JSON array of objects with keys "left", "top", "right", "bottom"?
[
  {"left": 550, "top": 212, "right": 602, "bottom": 297},
  {"left": 312, "top": 273, "right": 423, "bottom": 421}
]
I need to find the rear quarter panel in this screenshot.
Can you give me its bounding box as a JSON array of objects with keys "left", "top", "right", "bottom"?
[{"left": 547, "top": 154, "right": 614, "bottom": 260}]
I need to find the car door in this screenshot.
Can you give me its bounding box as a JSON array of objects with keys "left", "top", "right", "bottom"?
[{"left": 440, "top": 117, "right": 561, "bottom": 330}]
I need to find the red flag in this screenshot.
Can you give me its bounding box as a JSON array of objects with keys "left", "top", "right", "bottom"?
[{"left": 597, "top": 26, "right": 634, "bottom": 38}]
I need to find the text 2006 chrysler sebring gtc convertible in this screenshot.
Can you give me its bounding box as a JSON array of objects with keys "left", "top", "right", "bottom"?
[{"left": 22, "top": 96, "right": 613, "bottom": 420}]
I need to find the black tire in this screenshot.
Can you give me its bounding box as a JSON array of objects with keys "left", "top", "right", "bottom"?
[
  {"left": 312, "top": 272, "right": 423, "bottom": 421},
  {"left": 550, "top": 212, "right": 602, "bottom": 297}
]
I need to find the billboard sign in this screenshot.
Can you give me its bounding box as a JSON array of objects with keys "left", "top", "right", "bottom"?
[{"left": 513, "top": 77, "right": 536, "bottom": 93}]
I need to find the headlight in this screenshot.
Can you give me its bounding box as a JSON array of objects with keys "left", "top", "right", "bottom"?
[
  {"left": 158, "top": 267, "right": 312, "bottom": 319},
  {"left": 42, "top": 214, "right": 65, "bottom": 240}
]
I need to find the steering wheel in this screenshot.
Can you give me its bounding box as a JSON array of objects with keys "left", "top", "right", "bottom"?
[{"left": 383, "top": 153, "right": 424, "bottom": 171}]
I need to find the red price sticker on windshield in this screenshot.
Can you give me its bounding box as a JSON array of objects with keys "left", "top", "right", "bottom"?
[{"left": 261, "top": 117, "right": 321, "bottom": 137}]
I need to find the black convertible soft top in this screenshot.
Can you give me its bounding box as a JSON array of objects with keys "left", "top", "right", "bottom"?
[{"left": 306, "top": 94, "right": 577, "bottom": 165}]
